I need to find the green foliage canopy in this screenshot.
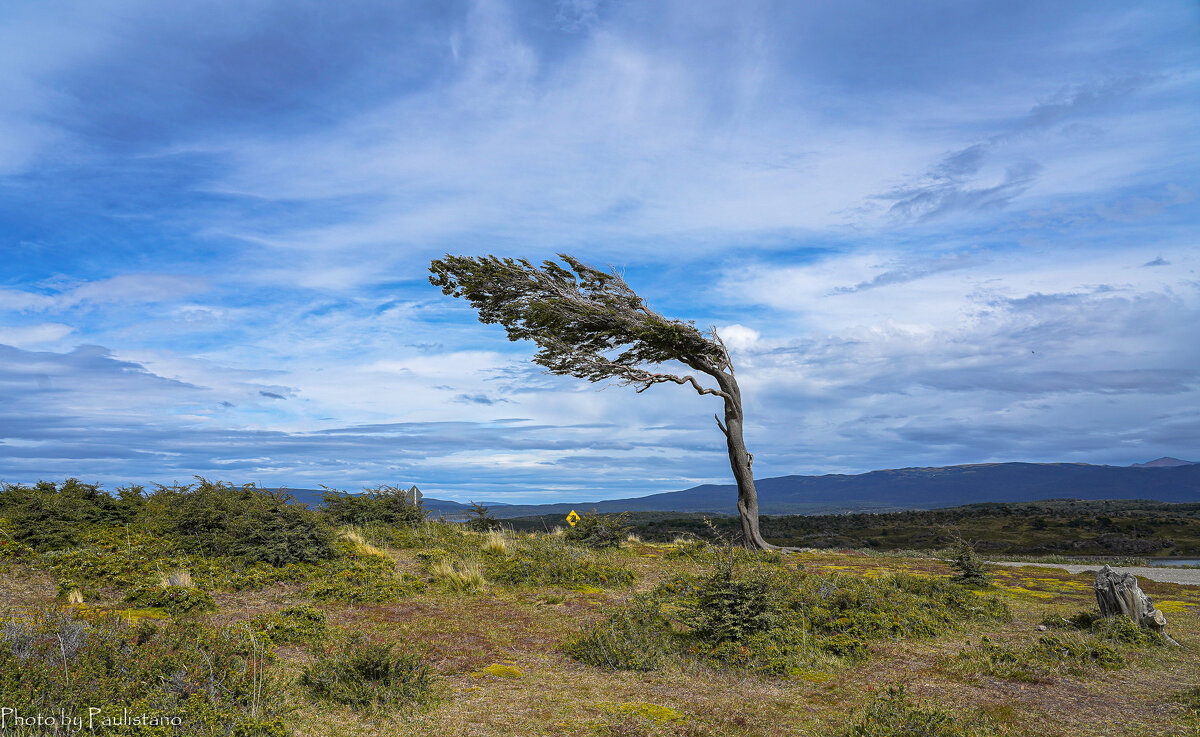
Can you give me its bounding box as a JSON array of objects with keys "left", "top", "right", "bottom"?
[{"left": 429, "top": 254, "right": 731, "bottom": 392}]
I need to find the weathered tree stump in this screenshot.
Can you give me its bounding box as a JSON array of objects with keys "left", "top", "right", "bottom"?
[{"left": 1093, "top": 565, "right": 1176, "bottom": 643}]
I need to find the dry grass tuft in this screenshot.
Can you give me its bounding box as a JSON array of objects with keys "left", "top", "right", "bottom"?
[
  {"left": 340, "top": 528, "right": 390, "bottom": 559},
  {"left": 158, "top": 568, "right": 193, "bottom": 588},
  {"left": 483, "top": 530, "right": 508, "bottom": 556},
  {"left": 431, "top": 559, "right": 487, "bottom": 593}
]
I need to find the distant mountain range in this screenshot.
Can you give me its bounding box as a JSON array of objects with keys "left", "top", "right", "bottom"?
[{"left": 277, "top": 458, "right": 1200, "bottom": 518}]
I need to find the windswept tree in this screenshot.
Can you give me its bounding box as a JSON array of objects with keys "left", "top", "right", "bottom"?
[{"left": 429, "top": 254, "right": 776, "bottom": 549}]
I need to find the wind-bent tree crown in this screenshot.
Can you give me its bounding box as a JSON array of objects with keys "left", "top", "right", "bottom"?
[{"left": 428, "top": 254, "right": 734, "bottom": 398}]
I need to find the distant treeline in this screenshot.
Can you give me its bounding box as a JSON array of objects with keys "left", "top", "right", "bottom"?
[{"left": 503, "top": 499, "right": 1200, "bottom": 556}]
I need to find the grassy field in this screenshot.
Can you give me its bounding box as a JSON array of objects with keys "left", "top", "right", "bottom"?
[{"left": 3, "top": 524, "right": 1200, "bottom": 735}]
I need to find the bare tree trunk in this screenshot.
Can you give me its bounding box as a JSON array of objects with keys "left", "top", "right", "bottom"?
[{"left": 714, "top": 372, "right": 775, "bottom": 550}]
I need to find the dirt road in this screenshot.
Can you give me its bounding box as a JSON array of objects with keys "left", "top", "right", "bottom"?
[{"left": 990, "top": 560, "right": 1200, "bottom": 586}]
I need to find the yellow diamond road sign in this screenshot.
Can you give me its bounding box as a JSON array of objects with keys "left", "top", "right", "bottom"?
[{"left": 566, "top": 510, "right": 580, "bottom": 527}]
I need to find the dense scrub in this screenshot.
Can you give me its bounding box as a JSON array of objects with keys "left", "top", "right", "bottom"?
[
  {"left": 565, "top": 548, "right": 1012, "bottom": 674},
  {"left": 0, "top": 607, "right": 288, "bottom": 736},
  {"left": 300, "top": 641, "right": 437, "bottom": 712}
]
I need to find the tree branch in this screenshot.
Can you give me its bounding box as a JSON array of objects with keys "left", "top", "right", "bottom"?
[
  {"left": 714, "top": 414, "right": 729, "bottom": 437},
  {"left": 597, "top": 360, "right": 731, "bottom": 399}
]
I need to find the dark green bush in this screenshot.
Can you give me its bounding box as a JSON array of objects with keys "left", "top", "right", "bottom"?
[
  {"left": 0, "top": 480, "right": 143, "bottom": 552},
  {"left": 562, "top": 601, "right": 674, "bottom": 671},
  {"left": 321, "top": 486, "right": 428, "bottom": 528},
  {"left": 145, "top": 479, "right": 337, "bottom": 566},
  {"left": 946, "top": 537, "right": 992, "bottom": 587},
  {"left": 304, "top": 557, "right": 421, "bottom": 604},
  {"left": 124, "top": 584, "right": 217, "bottom": 615},
  {"left": 841, "top": 684, "right": 1002, "bottom": 737},
  {"left": 465, "top": 502, "right": 499, "bottom": 532},
  {"left": 483, "top": 535, "right": 634, "bottom": 587},
  {"left": 0, "top": 607, "right": 288, "bottom": 736},
  {"left": 300, "top": 641, "right": 435, "bottom": 712},
  {"left": 563, "top": 510, "right": 630, "bottom": 549},
  {"left": 564, "top": 562, "right": 1012, "bottom": 675},
  {"left": 681, "top": 567, "right": 780, "bottom": 644},
  {"left": 250, "top": 605, "right": 330, "bottom": 646}
]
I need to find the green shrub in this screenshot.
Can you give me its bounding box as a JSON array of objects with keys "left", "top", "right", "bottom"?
[
  {"left": 1041, "top": 609, "right": 1167, "bottom": 647},
  {"left": 0, "top": 607, "right": 288, "bottom": 736},
  {"left": 250, "top": 605, "right": 330, "bottom": 646},
  {"left": 304, "top": 558, "right": 420, "bottom": 604},
  {"left": 124, "top": 584, "right": 217, "bottom": 615},
  {"left": 144, "top": 479, "right": 337, "bottom": 566},
  {"left": 681, "top": 566, "right": 780, "bottom": 644},
  {"left": 947, "top": 538, "right": 992, "bottom": 587},
  {"left": 300, "top": 641, "right": 435, "bottom": 712},
  {"left": 563, "top": 510, "right": 630, "bottom": 549},
  {"left": 0, "top": 517, "right": 34, "bottom": 562},
  {"left": 950, "top": 633, "right": 1124, "bottom": 683},
  {"left": 483, "top": 534, "right": 634, "bottom": 588},
  {"left": 798, "top": 573, "right": 1011, "bottom": 645},
  {"left": 465, "top": 502, "right": 499, "bottom": 532},
  {"left": 0, "top": 480, "right": 143, "bottom": 552},
  {"left": 562, "top": 601, "right": 674, "bottom": 671},
  {"left": 1088, "top": 613, "right": 1168, "bottom": 647},
  {"left": 565, "top": 563, "right": 1011, "bottom": 676},
  {"left": 321, "top": 486, "right": 428, "bottom": 528},
  {"left": 841, "top": 684, "right": 1002, "bottom": 737}
]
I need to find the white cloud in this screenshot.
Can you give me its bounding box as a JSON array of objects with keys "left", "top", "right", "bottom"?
[{"left": 0, "top": 322, "right": 73, "bottom": 348}]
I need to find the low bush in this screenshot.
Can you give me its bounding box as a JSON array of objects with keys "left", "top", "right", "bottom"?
[
  {"left": 250, "top": 605, "right": 330, "bottom": 646},
  {"left": 300, "top": 641, "right": 436, "bottom": 712},
  {"left": 144, "top": 479, "right": 337, "bottom": 566},
  {"left": 321, "top": 486, "right": 428, "bottom": 528},
  {"left": 0, "top": 607, "right": 288, "bottom": 736},
  {"left": 1088, "top": 613, "right": 1168, "bottom": 647},
  {"left": 564, "top": 557, "right": 1011, "bottom": 675},
  {"left": 562, "top": 601, "right": 675, "bottom": 671},
  {"left": 465, "top": 502, "right": 500, "bottom": 532},
  {"left": 841, "top": 684, "right": 1005, "bottom": 737},
  {"left": 483, "top": 534, "right": 635, "bottom": 588},
  {"left": 124, "top": 584, "right": 217, "bottom": 615},
  {"left": 0, "top": 480, "right": 144, "bottom": 552},
  {"left": 949, "top": 633, "right": 1124, "bottom": 683},
  {"left": 1040, "top": 608, "right": 1167, "bottom": 647},
  {"left": 304, "top": 556, "right": 421, "bottom": 604},
  {"left": 563, "top": 510, "right": 630, "bottom": 549}
]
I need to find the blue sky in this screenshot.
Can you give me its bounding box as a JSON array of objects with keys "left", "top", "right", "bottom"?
[{"left": 1, "top": 0, "right": 1197, "bottom": 502}]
